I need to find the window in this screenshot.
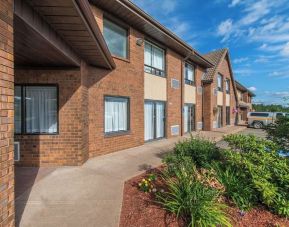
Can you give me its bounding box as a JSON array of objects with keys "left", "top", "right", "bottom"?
[
  {"left": 103, "top": 18, "right": 128, "bottom": 58},
  {"left": 217, "top": 74, "right": 223, "bottom": 91},
  {"left": 276, "top": 113, "right": 284, "bottom": 118},
  {"left": 14, "top": 85, "right": 58, "bottom": 134},
  {"left": 144, "top": 41, "right": 165, "bottom": 77},
  {"left": 184, "top": 104, "right": 195, "bottom": 133},
  {"left": 225, "top": 79, "right": 230, "bottom": 94},
  {"left": 144, "top": 101, "right": 165, "bottom": 141},
  {"left": 250, "top": 113, "right": 269, "bottom": 117},
  {"left": 184, "top": 63, "right": 195, "bottom": 85},
  {"left": 105, "top": 96, "right": 129, "bottom": 134},
  {"left": 226, "top": 107, "right": 230, "bottom": 125}
]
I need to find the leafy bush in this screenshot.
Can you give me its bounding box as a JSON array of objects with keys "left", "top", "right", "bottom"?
[
  {"left": 158, "top": 158, "right": 231, "bottom": 227},
  {"left": 172, "top": 137, "right": 222, "bottom": 168},
  {"left": 223, "top": 134, "right": 289, "bottom": 217},
  {"left": 266, "top": 116, "right": 289, "bottom": 151},
  {"left": 214, "top": 164, "right": 256, "bottom": 211}
]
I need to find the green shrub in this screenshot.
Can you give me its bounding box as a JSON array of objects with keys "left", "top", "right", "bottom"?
[
  {"left": 266, "top": 116, "right": 289, "bottom": 151},
  {"left": 157, "top": 158, "right": 231, "bottom": 227},
  {"left": 223, "top": 134, "right": 289, "bottom": 217},
  {"left": 172, "top": 137, "right": 222, "bottom": 168},
  {"left": 214, "top": 164, "right": 256, "bottom": 211}
]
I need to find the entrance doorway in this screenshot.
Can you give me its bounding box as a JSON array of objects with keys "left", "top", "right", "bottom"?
[
  {"left": 184, "top": 104, "right": 195, "bottom": 133},
  {"left": 217, "top": 106, "right": 223, "bottom": 128},
  {"left": 144, "top": 101, "right": 166, "bottom": 141}
]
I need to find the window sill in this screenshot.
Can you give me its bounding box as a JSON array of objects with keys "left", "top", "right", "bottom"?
[
  {"left": 185, "top": 81, "right": 195, "bottom": 86},
  {"left": 104, "top": 130, "right": 131, "bottom": 138},
  {"left": 144, "top": 71, "right": 166, "bottom": 78},
  {"left": 112, "top": 55, "right": 130, "bottom": 63},
  {"left": 14, "top": 133, "right": 59, "bottom": 136}
]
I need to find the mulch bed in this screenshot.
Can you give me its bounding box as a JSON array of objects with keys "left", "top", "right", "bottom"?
[{"left": 119, "top": 168, "right": 289, "bottom": 227}]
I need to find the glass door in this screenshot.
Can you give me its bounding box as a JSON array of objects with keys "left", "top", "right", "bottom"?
[
  {"left": 217, "top": 106, "right": 223, "bottom": 128},
  {"left": 184, "top": 104, "right": 195, "bottom": 133},
  {"left": 144, "top": 101, "right": 165, "bottom": 141}
]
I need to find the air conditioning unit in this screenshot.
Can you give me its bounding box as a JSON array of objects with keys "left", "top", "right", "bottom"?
[
  {"left": 14, "top": 142, "right": 20, "bottom": 161},
  {"left": 171, "top": 125, "right": 180, "bottom": 136},
  {"left": 171, "top": 79, "right": 180, "bottom": 89}
]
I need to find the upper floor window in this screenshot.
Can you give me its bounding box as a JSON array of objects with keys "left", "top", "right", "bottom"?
[
  {"left": 144, "top": 41, "right": 165, "bottom": 77},
  {"left": 103, "top": 18, "right": 128, "bottom": 59},
  {"left": 225, "top": 79, "right": 230, "bottom": 94},
  {"left": 184, "top": 63, "right": 195, "bottom": 85},
  {"left": 217, "top": 74, "right": 223, "bottom": 91}
]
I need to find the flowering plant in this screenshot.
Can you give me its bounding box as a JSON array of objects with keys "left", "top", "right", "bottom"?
[{"left": 138, "top": 174, "right": 157, "bottom": 193}]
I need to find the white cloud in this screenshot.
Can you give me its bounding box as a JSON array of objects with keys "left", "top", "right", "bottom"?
[
  {"left": 233, "top": 57, "right": 248, "bottom": 63},
  {"left": 269, "top": 70, "right": 289, "bottom": 79},
  {"left": 217, "top": 19, "right": 233, "bottom": 42},
  {"left": 239, "top": 0, "right": 270, "bottom": 26},
  {"left": 132, "top": 0, "right": 178, "bottom": 15},
  {"left": 229, "top": 0, "right": 242, "bottom": 7},
  {"left": 271, "top": 91, "right": 289, "bottom": 98},
  {"left": 161, "top": 0, "right": 178, "bottom": 14},
  {"left": 280, "top": 42, "right": 289, "bottom": 57},
  {"left": 248, "top": 86, "right": 257, "bottom": 91}
]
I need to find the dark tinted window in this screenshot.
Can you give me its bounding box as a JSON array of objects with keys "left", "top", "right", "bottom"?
[
  {"left": 276, "top": 113, "right": 284, "bottom": 118},
  {"left": 250, "top": 113, "right": 269, "bottom": 117}
]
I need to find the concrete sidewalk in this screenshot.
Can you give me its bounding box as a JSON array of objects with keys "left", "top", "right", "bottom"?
[{"left": 15, "top": 126, "right": 245, "bottom": 227}]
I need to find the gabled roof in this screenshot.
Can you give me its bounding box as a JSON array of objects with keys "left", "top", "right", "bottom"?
[
  {"left": 235, "top": 81, "right": 256, "bottom": 97},
  {"left": 202, "top": 48, "right": 228, "bottom": 82},
  {"left": 202, "top": 48, "right": 238, "bottom": 103}
]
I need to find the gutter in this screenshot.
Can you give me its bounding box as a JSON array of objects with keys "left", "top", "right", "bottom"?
[{"left": 118, "top": 0, "right": 213, "bottom": 68}]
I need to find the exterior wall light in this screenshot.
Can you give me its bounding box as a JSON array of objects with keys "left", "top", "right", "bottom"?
[{"left": 136, "top": 38, "right": 144, "bottom": 46}]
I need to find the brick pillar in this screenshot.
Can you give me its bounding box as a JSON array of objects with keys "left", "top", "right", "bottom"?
[{"left": 0, "top": 0, "right": 15, "bottom": 226}]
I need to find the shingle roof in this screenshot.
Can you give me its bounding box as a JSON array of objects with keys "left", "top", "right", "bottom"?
[{"left": 202, "top": 48, "right": 228, "bottom": 82}]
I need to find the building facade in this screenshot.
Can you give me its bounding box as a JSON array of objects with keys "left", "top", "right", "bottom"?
[
  {"left": 0, "top": 0, "right": 245, "bottom": 226},
  {"left": 235, "top": 81, "right": 255, "bottom": 123},
  {"left": 202, "top": 49, "right": 238, "bottom": 131}
]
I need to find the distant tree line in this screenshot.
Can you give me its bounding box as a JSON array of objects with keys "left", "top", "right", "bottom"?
[{"left": 253, "top": 104, "right": 289, "bottom": 112}]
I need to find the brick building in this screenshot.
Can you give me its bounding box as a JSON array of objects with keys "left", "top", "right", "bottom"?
[
  {"left": 1, "top": 0, "right": 243, "bottom": 226},
  {"left": 202, "top": 49, "right": 238, "bottom": 131},
  {"left": 235, "top": 81, "right": 255, "bottom": 123}
]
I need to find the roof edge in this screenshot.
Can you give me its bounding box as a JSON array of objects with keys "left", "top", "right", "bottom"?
[
  {"left": 116, "top": 0, "right": 214, "bottom": 68},
  {"left": 74, "top": 0, "right": 116, "bottom": 69}
]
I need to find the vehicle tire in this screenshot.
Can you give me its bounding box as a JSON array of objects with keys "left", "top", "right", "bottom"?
[{"left": 253, "top": 121, "right": 263, "bottom": 129}]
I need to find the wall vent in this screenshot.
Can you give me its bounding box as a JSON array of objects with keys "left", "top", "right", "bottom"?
[
  {"left": 213, "top": 88, "right": 218, "bottom": 96},
  {"left": 14, "top": 142, "right": 20, "bottom": 161},
  {"left": 171, "top": 79, "right": 180, "bottom": 89},
  {"left": 197, "top": 122, "right": 203, "bottom": 130},
  {"left": 197, "top": 86, "right": 203, "bottom": 95},
  {"left": 171, "top": 125, "right": 180, "bottom": 136}
]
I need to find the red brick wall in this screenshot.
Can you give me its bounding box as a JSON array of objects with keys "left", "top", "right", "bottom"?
[
  {"left": 86, "top": 26, "right": 145, "bottom": 157},
  {"left": 14, "top": 69, "right": 89, "bottom": 166},
  {"left": 203, "top": 55, "right": 237, "bottom": 130},
  {"left": 166, "top": 49, "right": 182, "bottom": 137},
  {"left": 0, "top": 0, "right": 14, "bottom": 226}
]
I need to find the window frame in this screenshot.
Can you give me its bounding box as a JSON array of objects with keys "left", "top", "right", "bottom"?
[
  {"left": 104, "top": 95, "right": 130, "bottom": 136},
  {"left": 14, "top": 84, "right": 59, "bottom": 135},
  {"left": 225, "top": 79, "right": 230, "bottom": 94},
  {"left": 144, "top": 40, "right": 166, "bottom": 77},
  {"left": 217, "top": 74, "right": 223, "bottom": 92},
  {"left": 184, "top": 62, "right": 195, "bottom": 86},
  {"left": 103, "top": 17, "right": 129, "bottom": 60}
]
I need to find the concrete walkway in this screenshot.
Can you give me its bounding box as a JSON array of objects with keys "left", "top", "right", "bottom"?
[{"left": 15, "top": 126, "right": 245, "bottom": 227}]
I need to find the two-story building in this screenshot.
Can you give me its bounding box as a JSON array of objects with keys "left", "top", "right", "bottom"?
[
  {"left": 235, "top": 81, "right": 255, "bottom": 123},
  {"left": 202, "top": 49, "right": 238, "bottom": 131},
  {"left": 0, "top": 0, "right": 242, "bottom": 225}
]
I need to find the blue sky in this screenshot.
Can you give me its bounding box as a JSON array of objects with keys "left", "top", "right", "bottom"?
[{"left": 131, "top": 0, "right": 289, "bottom": 106}]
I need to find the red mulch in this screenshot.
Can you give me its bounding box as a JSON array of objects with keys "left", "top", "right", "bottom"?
[{"left": 119, "top": 168, "right": 289, "bottom": 227}]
